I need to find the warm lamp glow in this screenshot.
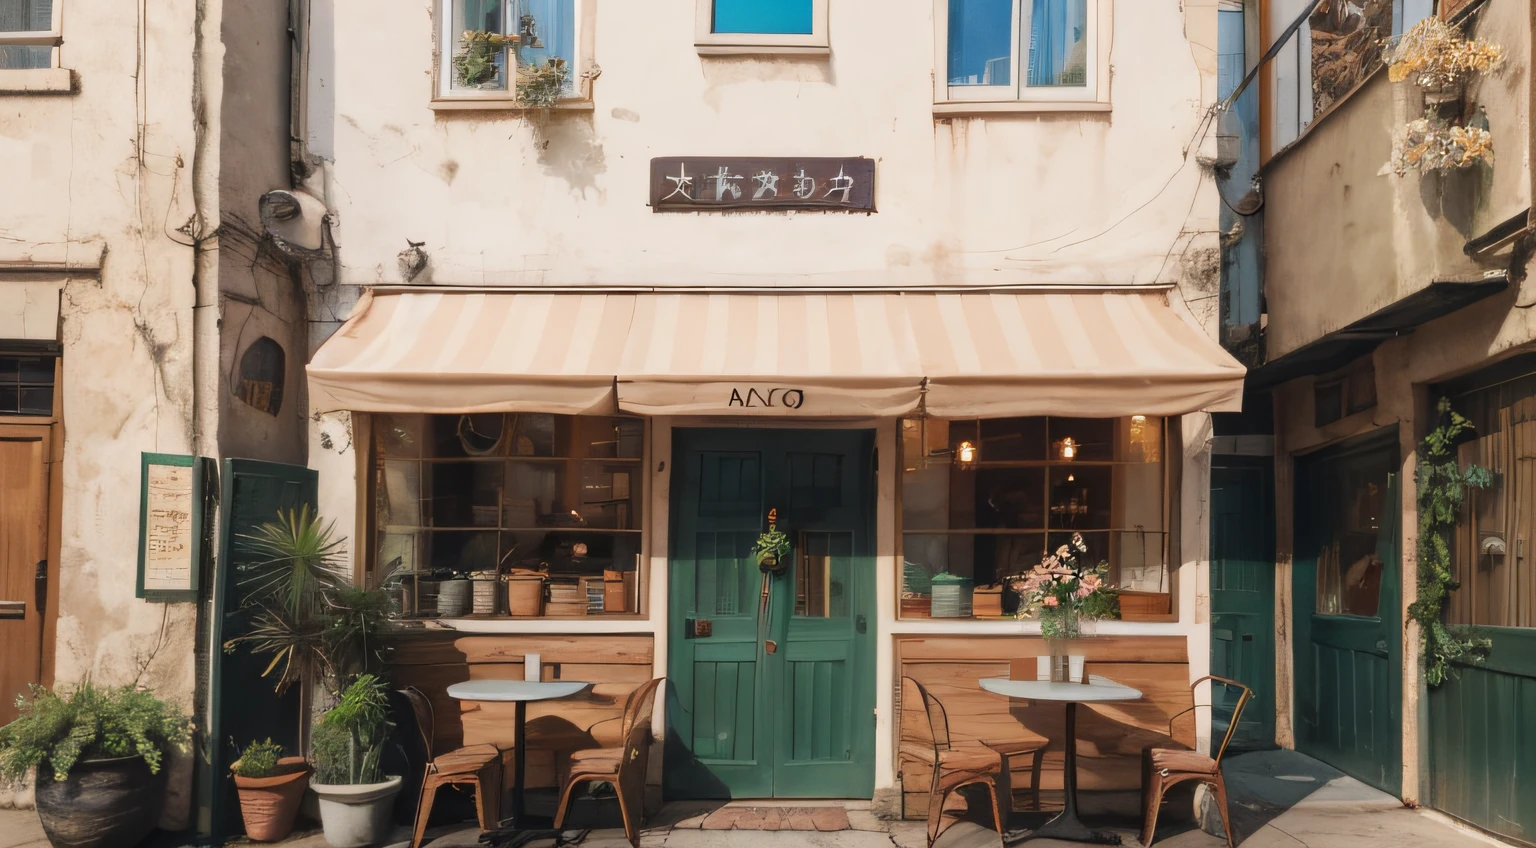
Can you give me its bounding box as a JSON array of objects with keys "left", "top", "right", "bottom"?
[
  {"left": 955, "top": 440, "right": 978, "bottom": 467},
  {"left": 1059, "top": 437, "right": 1078, "bottom": 460}
]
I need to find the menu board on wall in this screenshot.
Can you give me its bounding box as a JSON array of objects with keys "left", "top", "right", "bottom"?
[{"left": 137, "top": 453, "right": 208, "bottom": 600}]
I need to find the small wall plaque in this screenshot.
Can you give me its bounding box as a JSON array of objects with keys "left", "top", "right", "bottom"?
[{"left": 137, "top": 453, "right": 211, "bottom": 601}]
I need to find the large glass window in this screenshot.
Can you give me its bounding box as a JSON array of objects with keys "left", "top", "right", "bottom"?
[
  {"left": 712, "top": 0, "right": 813, "bottom": 34},
  {"left": 900, "top": 416, "right": 1166, "bottom": 619},
  {"left": 695, "top": 0, "right": 829, "bottom": 53},
  {"left": 942, "top": 0, "right": 1093, "bottom": 102},
  {"left": 372, "top": 413, "right": 645, "bottom": 619}
]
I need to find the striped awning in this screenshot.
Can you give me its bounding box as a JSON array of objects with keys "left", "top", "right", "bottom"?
[{"left": 307, "top": 289, "right": 1243, "bottom": 418}]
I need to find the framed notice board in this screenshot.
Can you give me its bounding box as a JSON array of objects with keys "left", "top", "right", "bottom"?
[{"left": 137, "top": 452, "right": 210, "bottom": 600}]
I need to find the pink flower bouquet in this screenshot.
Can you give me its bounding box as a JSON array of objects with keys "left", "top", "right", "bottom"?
[{"left": 1007, "top": 533, "right": 1120, "bottom": 640}]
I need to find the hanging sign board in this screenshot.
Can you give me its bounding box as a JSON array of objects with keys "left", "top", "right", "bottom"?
[
  {"left": 136, "top": 453, "right": 209, "bottom": 600},
  {"left": 650, "top": 156, "right": 876, "bottom": 212}
]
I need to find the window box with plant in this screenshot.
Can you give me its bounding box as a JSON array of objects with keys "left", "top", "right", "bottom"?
[
  {"left": 436, "top": 0, "right": 593, "bottom": 110},
  {"left": 0, "top": 683, "right": 191, "bottom": 848}
]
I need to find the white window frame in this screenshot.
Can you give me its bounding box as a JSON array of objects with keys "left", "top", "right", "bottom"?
[
  {"left": 933, "top": 0, "right": 1112, "bottom": 114},
  {"left": 694, "top": 0, "right": 830, "bottom": 56},
  {"left": 431, "top": 0, "right": 596, "bottom": 110}
]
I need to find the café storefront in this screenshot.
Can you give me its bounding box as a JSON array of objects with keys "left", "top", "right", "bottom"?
[{"left": 306, "top": 285, "right": 1245, "bottom": 812}]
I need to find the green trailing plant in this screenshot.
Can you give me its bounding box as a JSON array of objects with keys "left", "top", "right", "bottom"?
[
  {"left": 0, "top": 683, "right": 190, "bottom": 785},
  {"left": 1409, "top": 398, "right": 1493, "bottom": 686},
  {"left": 311, "top": 675, "right": 392, "bottom": 786},
  {"left": 752, "top": 519, "right": 792, "bottom": 574},
  {"left": 232, "top": 738, "right": 285, "bottom": 779},
  {"left": 453, "top": 30, "right": 518, "bottom": 89}
]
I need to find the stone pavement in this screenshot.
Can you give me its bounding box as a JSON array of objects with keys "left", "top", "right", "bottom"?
[{"left": 0, "top": 751, "right": 1510, "bottom": 848}]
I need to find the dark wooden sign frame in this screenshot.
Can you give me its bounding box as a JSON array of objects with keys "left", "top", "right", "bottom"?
[{"left": 650, "top": 156, "right": 876, "bottom": 212}]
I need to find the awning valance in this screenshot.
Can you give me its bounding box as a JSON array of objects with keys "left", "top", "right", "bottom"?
[{"left": 307, "top": 289, "right": 1244, "bottom": 418}]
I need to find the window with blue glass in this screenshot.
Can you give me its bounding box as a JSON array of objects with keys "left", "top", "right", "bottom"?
[
  {"left": 442, "top": 0, "right": 578, "bottom": 99},
  {"left": 712, "top": 0, "right": 814, "bottom": 34},
  {"left": 943, "top": 0, "right": 1095, "bottom": 101}
]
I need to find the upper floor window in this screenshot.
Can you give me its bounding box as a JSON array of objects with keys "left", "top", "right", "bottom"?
[
  {"left": 938, "top": 0, "right": 1102, "bottom": 105},
  {"left": 695, "top": 0, "right": 830, "bottom": 55},
  {"left": 0, "top": 0, "right": 59, "bottom": 70},
  {"left": 437, "top": 0, "right": 584, "bottom": 104}
]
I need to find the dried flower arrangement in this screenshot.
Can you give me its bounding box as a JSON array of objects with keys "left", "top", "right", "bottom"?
[
  {"left": 453, "top": 30, "right": 519, "bottom": 90},
  {"left": 1389, "top": 114, "right": 1495, "bottom": 176},
  {"left": 516, "top": 57, "right": 571, "bottom": 109},
  {"left": 1386, "top": 17, "right": 1504, "bottom": 92}
]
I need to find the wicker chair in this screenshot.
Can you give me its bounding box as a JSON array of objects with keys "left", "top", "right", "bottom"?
[
  {"left": 553, "top": 677, "right": 665, "bottom": 848},
  {"left": 1140, "top": 675, "right": 1253, "bottom": 847},
  {"left": 900, "top": 677, "right": 1047, "bottom": 848},
  {"left": 401, "top": 686, "right": 504, "bottom": 848}
]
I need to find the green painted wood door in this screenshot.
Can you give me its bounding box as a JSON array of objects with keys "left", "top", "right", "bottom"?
[
  {"left": 666, "top": 428, "right": 876, "bottom": 799},
  {"left": 1210, "top": 455, "right": 1276, "bottom": 749},
  {"left": 204, "top": 459, "right": 317, "bottom": 841},
  {"left": 1293, "top": 434, "right": 1402, "bottom": 795}
]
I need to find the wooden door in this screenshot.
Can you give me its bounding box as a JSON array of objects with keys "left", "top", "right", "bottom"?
[
  {"left": 1293, "top": 434, "right": 1402, "bottom": 795},
  {"left": 1210, "top": 455, "right": 1275, "bottom": 748},
  {"left": 203, "top": 458, "right": 317, "bottom": 841},
  {"left": 0, "top": 425, "right": 50, "bottom": 725},
  {"left": 666, "top": 429, "right": 876, "bottom": 799}
]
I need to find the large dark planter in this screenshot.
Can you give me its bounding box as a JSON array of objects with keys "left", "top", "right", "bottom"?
[{"left": 34, "top": 756, "right": 167, "bottom": 848}]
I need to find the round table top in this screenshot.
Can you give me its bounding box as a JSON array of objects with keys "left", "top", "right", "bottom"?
[
  {"left": 979, "top": 676, "right": 1143, "bottom": 703},
  {"left": 446, "top": 680, "right": 592, "bottom": 702}
]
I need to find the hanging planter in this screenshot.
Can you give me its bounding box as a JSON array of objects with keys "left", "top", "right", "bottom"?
[
  {"left": 1388, "top": 114, "right": 1495, "bottom": 176},
  {"left": 1383, "top": 17, "right": 1504, "bottom": 178}
]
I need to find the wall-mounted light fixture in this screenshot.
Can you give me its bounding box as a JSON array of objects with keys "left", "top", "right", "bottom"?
[
  {"left": 955, "top": 440, "right": 978, "bottom": 468},
  {"left": 1058, "top": 437, "right": 1078, "bottom": 460}
]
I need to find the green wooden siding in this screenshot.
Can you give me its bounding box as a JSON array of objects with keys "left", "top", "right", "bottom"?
[
  {"left": 1210, "top": 455, "right": 1276, "bottom": 748},
  {"left": 1428, "top": 627, "right": 1536, "bottom": 845}
]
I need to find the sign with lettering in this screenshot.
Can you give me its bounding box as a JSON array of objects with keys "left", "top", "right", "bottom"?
[
  {"left": 650, "top": 157, "right": 876, "bottom": 212},
  {"left": 137, "top": 453, "right": 209, "bottom": 600},
  {"left": 728, "top": 387, "right": 806, "bottom": 409}
]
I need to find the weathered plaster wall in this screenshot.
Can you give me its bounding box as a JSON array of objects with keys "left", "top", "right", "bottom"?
[
  {"left": 1263, "top": 0, "right": 1532, "bottom": 359},
  {"left": 308, "top": 0, "right": 1222, "bottom": 291}
]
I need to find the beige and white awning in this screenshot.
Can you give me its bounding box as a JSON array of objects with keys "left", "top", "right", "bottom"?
[{"left": 308, "top": 289, "right": 1244, "bottom": 418}]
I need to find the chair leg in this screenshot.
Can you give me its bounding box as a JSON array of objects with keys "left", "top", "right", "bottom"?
[
  {"left": 616, "top": 783, "right": 639, "bottom": 848},
  {"left": 1209, "top": 776, "right": 1235, "bottom": 848},
  {"left": 1030, "top": 748, "right": 1046, "bottom": 812},
  {"left": 412, "top": 778, "right": 441, "bottom": 848},
  {"left": 470, "top": 774, "right": 495, "bottom": 831},
  {"left": 1140, "top": 772, "right": 1165, "bottom": 848},
  {"left": 926, "top": 783, "right": 951, "bottom": 848},
  {"left": 985, "top": 778, "right": 1009, "bottom": 847},
  {"left": 553, "top": 774, "right": 586, "bottom": 831}
]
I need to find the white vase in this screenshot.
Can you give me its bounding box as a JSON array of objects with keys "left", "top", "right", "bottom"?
[{"left": 311, "top": 776, "right": 403, "bottom": 848}]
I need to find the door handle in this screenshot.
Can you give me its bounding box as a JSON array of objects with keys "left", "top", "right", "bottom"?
[
  {"left": 0, "top": 600, "right": 24, "bottom": 620},
  {"left": 764, "top": 639, "right": 778, "bottom": 655},
  {"left": 35, "top": 559, "right": 46, "bottom": 617},
  {"left": 1375, "top": 639, "right": 1388, "bottom": 652},
  {"left": 856, "top": 614, "right": 867, "bottom": 634}
]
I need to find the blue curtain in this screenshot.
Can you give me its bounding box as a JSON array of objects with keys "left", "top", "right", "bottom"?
[
  {"left": 713, "top": 0, "right": 814, "bottom": 35},
  {"left": 517, "top": 0, "right": 575, "bottom": 91},
  {"left": 1027, "top": 0, "right": 1086, "bottom": 87}
]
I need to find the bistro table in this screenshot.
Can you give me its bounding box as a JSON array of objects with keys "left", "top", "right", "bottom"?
[
  {"left": 446, "top": 679, "right": 592, "bottom": 846},
  {"left": 979, "top": 675, "right": 1144, "bottom": 846}
]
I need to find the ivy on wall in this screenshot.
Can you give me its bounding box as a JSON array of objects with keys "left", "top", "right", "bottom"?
[{"left": 1409, "top": 398, "right": 1493, "bottom": 687}]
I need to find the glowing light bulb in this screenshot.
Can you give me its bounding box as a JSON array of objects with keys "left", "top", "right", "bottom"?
[
  {"left": 955, "top": 440, "right": 978, "bottom": 467},
  {"left": 1060, "top": 437, "right": 1077, "bottom": 460}
]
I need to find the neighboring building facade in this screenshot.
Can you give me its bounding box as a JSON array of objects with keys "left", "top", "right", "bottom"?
[
  {"left": 296, "top": 0, "right": 1244, "bottom": 816},
  {"left": 1237, "top": 0, "right": 1535, "bottom": 842},
  {"left": 0, "top": 0, "right": 309, "bottom": 835}
]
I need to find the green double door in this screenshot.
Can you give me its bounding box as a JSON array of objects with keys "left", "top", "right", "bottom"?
[
  {"left": 666, "top": 428, "right": 877, "bottom": 799},
  {"left": 1293, "top": 433, "right": 1402, "bottom": 795}
]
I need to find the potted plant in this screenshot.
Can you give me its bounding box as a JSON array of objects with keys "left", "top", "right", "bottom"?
[
  {"left": 309, "top": 675, "right": 402, "bottom": 848},
  {"left": 1008, "top": 533, "right": 1121, "bottom": 680},
  {"left": 232, "top": 738, "right": 312, "bottom": 842},
  {"left": 453, "top": 30, "right": 518, "bottom": 90},
  {"left": 0, "top": 683, "right": 190, "bottom": 848}
]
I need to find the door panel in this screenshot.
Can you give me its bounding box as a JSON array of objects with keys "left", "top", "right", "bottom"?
[
  {"left": 1293, "top": 436, "right": 1401, "bottom": 795},
  {"left": 1210, "top": 456, "right": 1275, "bottom": 748},
  {"left": 0, "top": 426, "right": 49, "bottom": 726},
  {"left": 667, "top": 429, "right": 875, "bottom": 800}
]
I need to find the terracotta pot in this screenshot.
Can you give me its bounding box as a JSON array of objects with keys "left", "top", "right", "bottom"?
[
  {"left": 234, "top": 756, "right": 312, "bottom": 842},
  {"left": 34, "top": 755, "right": 167, "bottom": 848}
]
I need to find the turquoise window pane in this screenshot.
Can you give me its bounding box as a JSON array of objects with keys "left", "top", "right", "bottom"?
[
  {"left": 713, "top": 0, "right": 813, "bottom": 35},
  {"left": 948, "top": 0, "right": 1012, "bottom": 86}
]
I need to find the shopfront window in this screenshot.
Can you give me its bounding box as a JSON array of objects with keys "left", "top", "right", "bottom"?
[
  {"left": 371, "top": 413, "right": 645, "bottom": 619},
  {"left": 1313, "top": 468, "right": 1386, "bottom": 618},
  {"left": 899, "top": 416, "right": 1167, "bottom": 619}
]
